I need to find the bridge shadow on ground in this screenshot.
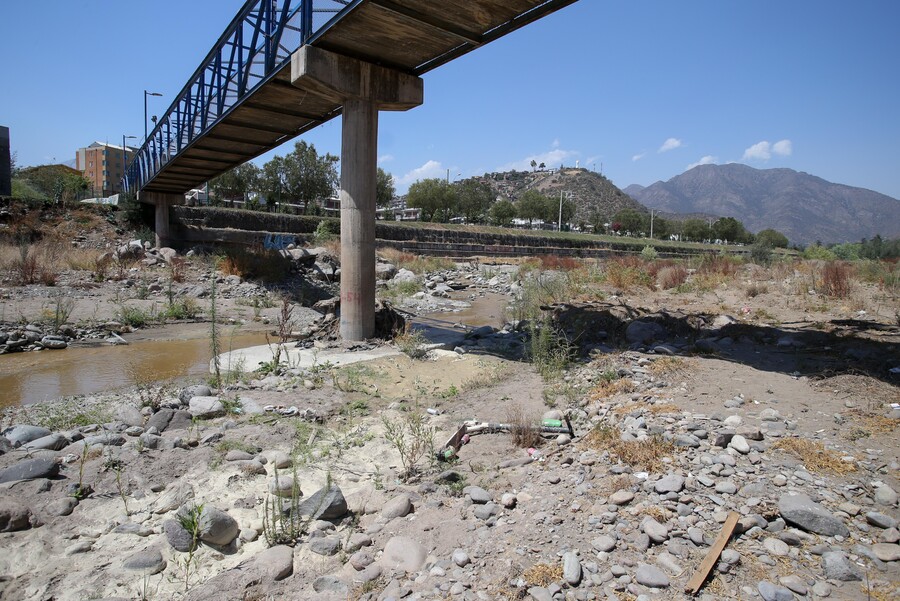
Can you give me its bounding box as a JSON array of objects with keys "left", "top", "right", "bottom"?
[{"left": 546, "top": 302, "right": 900, "bottom": 388}]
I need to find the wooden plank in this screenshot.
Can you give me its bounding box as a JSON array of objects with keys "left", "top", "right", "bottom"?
[{"left": 684, "top": 511, "right": 740, "bottom": 596}]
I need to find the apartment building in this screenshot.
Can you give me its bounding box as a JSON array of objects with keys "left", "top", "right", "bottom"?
[{"left": 75, "top": 141, "right": 135, "bottom": 197}]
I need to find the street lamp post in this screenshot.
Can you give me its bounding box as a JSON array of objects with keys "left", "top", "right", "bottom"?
[
  {"left": 144, "top": 90, "right": 162, "bottom": 142},
  {"left": 122, "top": 135, "right": 137, "bottom": 193}
]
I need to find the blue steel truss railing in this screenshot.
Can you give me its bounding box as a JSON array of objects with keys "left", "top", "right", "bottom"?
[{"left": 124, "top": 0, "right": 355, "bottom": 194}]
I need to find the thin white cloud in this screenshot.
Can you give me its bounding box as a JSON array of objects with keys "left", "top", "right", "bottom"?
[
  {"left": 658, "top": 138, "right": 682, "bottom": 153},
  {"left": 772, "top": 139, "right": 792, "bottom": 156},
  {"left": 377, "top": 154, "right": 394, "bottom": 164},
  {"left": 498, "top": 146, "right": 579, "bottom": 172},
  {"left": 397, "top": 160, "right": 444, "bottom": 187},
  {"left": 687, "top": 155, "right": 718, "bottom": 170},
  {"left": 743, "top": 141, "right": 772, "bottom": 161},
  {"left": 632, "top": 152, "right": 647, "bottom": 162},
  {"left": 742, "top": 139, "right": 791, "bottom": 162},
  {"left": 551, "top": 139, "right": 561, "bottom": 149}
]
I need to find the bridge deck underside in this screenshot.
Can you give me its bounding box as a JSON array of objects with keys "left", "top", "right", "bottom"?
[{"left": 142, "top": 0, "right": 576, "bottom": 195}]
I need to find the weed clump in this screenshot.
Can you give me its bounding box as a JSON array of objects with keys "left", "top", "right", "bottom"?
[
  {"left": 772, "top": 438, "right": 857, "bottom": 474},
  {"left": 818, "top": 261, "right": 853, "bottom": 298},
  {"left": 584, "top": 425, "right": 674, "bottom": 471}
]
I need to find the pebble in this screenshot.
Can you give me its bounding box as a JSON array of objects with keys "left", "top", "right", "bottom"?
[
  {"left": 562, "top": 551, "right": 582, "bottom": 586},
  {"left": 634, "top": 564, "right": 669, "bottom": 588},
  {"left": 757, "top": 581, "right": 794, "bottom": 601}
]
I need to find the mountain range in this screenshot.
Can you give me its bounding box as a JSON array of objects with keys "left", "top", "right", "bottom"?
[{"left": 624, "top": 164, "right": 900, "bottom": 244}]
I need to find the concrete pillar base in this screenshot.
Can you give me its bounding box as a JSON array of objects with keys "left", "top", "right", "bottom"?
[
  {"left": 139, "top": 191, "right": 182, "bottom": 248},
  {"left": 292, "top": 46, "right": 423, "bottom": 341}
]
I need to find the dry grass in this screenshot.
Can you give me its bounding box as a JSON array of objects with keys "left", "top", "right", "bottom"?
[
  {"left": 818, "top": 261, "right": 853, "bottom": 298},
  {"left": 587, "top": 378, "right": 635, "bottom": 400},
  {"left": 0, "top": 240, "right": 68, "bottom": 285},
  {"left": 522, "top": 563, "right": 563, "bottom": 587},
  {"left": 64, "top": 247, "right": 104, "bottom": 271},
  {"left": 604, "top": 256, "right": 653, "bottom": 291},
  {"left": 697, "top": 255, "right": 741, "bottom": 277},
  {"left": 635, "top": 505, "right": 670, "bottom": 521},
  {"left": 216, "top": 247, "right": 291, "bottom": 283},
  {"left": 584, "top": 426, "right": 675, "bottom": 471},
  {"left": 646, "top": 356, "right": 688, "bottom": 376},
  {"left": 596, "top": 474, "right": 633, "bottom": 495},
  {"left": 539, "top": 254, "right": 581, "bottom": 271},
  {"left": 844, "top": 410, "right": 898, "bottom": 437},
  {"left": 377, "top": 246, "right": 455, "bottom": 274},
  {"left": 657, "top": 265, "right": 688, "bottom": 289},
  {"left": 771, "top": 438, "right": 857, "bottom": 474},
  {"left": 745, "top": 282, "right": 769, "bottom": 298},
  {"left": 504, "top": 403, "right": 543, "bottom": 449}
]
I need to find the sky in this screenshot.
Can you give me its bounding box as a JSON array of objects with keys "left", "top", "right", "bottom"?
[{"left": 2, "top": 0, "right": 899, "bottom": 199}]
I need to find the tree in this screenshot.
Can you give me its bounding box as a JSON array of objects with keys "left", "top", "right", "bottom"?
[
  {"left": 652, "top": 216, "right": 671, "bottom": 240},
  {"left": 376, "top": 168, "right": 395, "bottom": 208},
  {"left": 530, "top": 159, "right": 537, "bottom": 172},
  {"left": 260, "top": 155, "right": 287, "bottom": 210},
  {"left": 281, "top": 141, "right": 338, "bottom": 212},
  {"left": 209, "top": 162, "right": 260, "bottom": 203},
  {"left": 456, "top": 180, "right": 494, "bottom": 224},
  {"left": 516, "top": 189, "right": 548, "bottom": 225},
  {"left": 612, "top": 209, "right": 647, "bottom": 236},
  {"left": 542, "top": 193, "right": 575, "bottom": 229},
  {"left": 488, "top": 199, "right": 516, "bottom": 226},
  {"left": 539, "top": 162, "right": 546, "bottom": 171},
  {"left": 712, "top": 217, "right": 750, "bottom": 243},
  {"left": 682, "top": 219, "right": 711, "bottom": 242},
  {"left": 755, "top": 228, "right": 789, "bottom": 248},
  {"left": 406, "top": 178, "right": 456, "bottom": 222}
]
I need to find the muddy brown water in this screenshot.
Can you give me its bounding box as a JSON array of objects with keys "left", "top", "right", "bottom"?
[
  {"left": 0, "top": 292, "right": 512, "bottom": 408},
  {"left": 0, "top": 328, "right": 270, "bottom": 408}
]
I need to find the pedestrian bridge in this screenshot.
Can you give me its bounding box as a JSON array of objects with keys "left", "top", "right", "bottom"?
[
  {"left": 125, "top": 0, "right": 577, "bottom": 195},
  {"left": 126, "top": 0, "right": 578, "bottom": 341}
]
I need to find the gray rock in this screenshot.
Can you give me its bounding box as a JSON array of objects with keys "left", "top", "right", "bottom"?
[
  {"left": 381, "top": 494, "right": 413, "bottom": 519},
  {"left": 643, "top": 518, "right": 669, "bottom": 543},
  {"left": 344, "top": 533, "right": 372, "bottom": 553},
  {"left": 563, "top": 551, "right": 582, "bottom": 586},
  {"left": 189, "top": 396, "right": 225, "bottom": 418},
  {"left": 46, "top": 496, "right": 78, "bottom": 517},
  {"left": 821, "top": 551, "right": 862, "bottom": 581},
  {"left": 812, "top": 582, "right": 832, "bottom": 597},
  {"left": 452, "top": 549, "right": 470, "bottom": 567},
  {"left": 164, "top": 519, "right": 196, "bottom": 552},
  {"left": 381, "top": 536, "right": 427, "bottom": 572},
  {"left": 866, "top": 512, "right": 898, "bottom": 529},
  {"left": 464, "top": 485, "right": 492, "bottom": 504},
  {"left": 268, "top": 475, "right": 301, "bottom": 499},
  {"left": 654, "top": 474, "right": 684, "bottom": 494},
  {"left": 729, "top": 434, "right": 750, "bottom": 454},
  {"left": 197, "top": 506, "right": 239, "bottom": 546},
  {"left": 298, "top": 482, "right": 348, "bottom": 520},
  {"left": 778, "top": 493, "right": 849, "bottom": 537},
  {"left": 0, "top": 457, "right": 59, "bottom": 484},
  {"left": 609, "top": 490, "right": 634, "bottom": 505},
  {"left": 501, "top": 493, "right": 517, "bottom": 508},
  {"left": 872, "top": 543, "right": 900, "bottom": 562},
  {"left": 527, "top": 587, "right": 553, "bottom": 601},
  {"left": 167, "top": 410, "right": 195, "bottom": 431},
  {"left": 123, "top": 548, "right": 167, "bottom": 575},
  {"left": 180, "top": 384, "right": 213, "bottom": 404},
  {"left": 874, "top": 485, "right": 898, "bottom": 507},
  {"left": 23, "top": 433, "right": 69, "bottom": 451},
  {"left": 225, "top": 450, "right": 254, "bottom": 462},
  {"left": 255, "top": 545, "right": 294, "bottom": 581},
  {"left": 0, "top": 499, "right": 34, "bottom": 532},
  {"left": 626, "top": 320, "right": 667, "bottom": 344},
  {"left": 40, "top": 336, "right": 67, "bottom": 349},
  {"left": 349, "top": 551, "right": 374, "bottom": 570},
  {"left": 82, "top": 432, "right": 125, "bottom": 447},
  {"left": 592, "top": 535, "right": 616, "bottom": 552},
  {"left": 715, "top": 481, "right": 738, "bottom": 495},
  {"left": 154, "top": 482, "right": 194, "bottom": 514},
  {"left": 635, "top": 564, "right": 669, "bottom": 588},
  {"left": 2, "top": 425, "right": 51, "bottom": 446},
  {"left": 264, "top": 450, "right": 292, "bottom": 469},
  {"left": 309, "top": 536, "right": 341, "bottom": 556},
  {"left": 146, "top": 409, "right": 174, "bottom": 432},
  {"left": 474, "top": 502, "right": 499, "bottom": 520},
  {"left": 312, "top": 575, "right": 349, "bottom": 595},
  {"left": 757, "top": 581, "right": 795, "bottom": 601},
  {"left": 764, "top": 538, "right": 790, "bottom": 557},
  {"left": 116, "top": 405, "right": 145, "bottom": 428},
  {"left": 778, "top": 574, "right": 808, "bottom": 595}
]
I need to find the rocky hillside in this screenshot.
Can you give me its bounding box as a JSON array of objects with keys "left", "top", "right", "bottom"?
[
  {"left": 625, "top": 164, "right": 900, "bottom": 245},
  {"left": 482, "top": 168, "right": 647, "bottom": 225}
]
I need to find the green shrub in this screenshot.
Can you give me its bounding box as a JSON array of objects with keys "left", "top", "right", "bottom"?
[
  {"left": 313, "top": 219, "right": 340, "bottom": 244},
  {"left": 640, "top": 245, "right": 659, "bottom": 261}
]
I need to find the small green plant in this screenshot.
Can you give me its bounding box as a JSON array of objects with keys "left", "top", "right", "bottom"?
[
  {"left": 313, "top": 219, "right": 340, "bottom": 244},
  {"left": 382, "top": 412, "right": 435, "bottom": 480},
  {"left": 394, "top": 325, "right": 428, "bottom": 359},
  {"left": 103, "top": 453, "right": 129, "bottom": 515},
  {"left": 117, "top": 304, "right": 154, "bottom": 328},
  {"left": 43, "top": 291, "right": 75, "bottom": 331},
  {"left": 70, "top": 444, "right": 93, "bottom": 500},
  {"left": 209, "top": 276, "right": 221, "bottom": 387},
  {"left": 262, "top": 465, "right": 310, "bottom": 547},
  {"left": 162, "top": 298, "right": 201, "bottom": 321},
  {"left": 640, "top": 245, "right": 659, "bottom": 260},
  {"left": 175, "top": 503, "right": 204, "bottom": 592},
  {"left": 527, "top": 318, "right": 571, "bottom": 380}
]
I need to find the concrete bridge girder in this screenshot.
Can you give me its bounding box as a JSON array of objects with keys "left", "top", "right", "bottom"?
[
  {"left": 292, "top": 46, "right": 424, "bottom": 341},
  {"left": 139, "top": 191, "right": 182, "bottom": 249}
]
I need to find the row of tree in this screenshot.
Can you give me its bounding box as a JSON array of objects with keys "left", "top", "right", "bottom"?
[
  {"left": 404, "top": 180, "right": 576, "bottom": 227},
  {"left": 595, "top": 209, "right": 775, "bottom": 245},
  {"left": 10, "top": 164, "right": 91, "bottom": 204}
]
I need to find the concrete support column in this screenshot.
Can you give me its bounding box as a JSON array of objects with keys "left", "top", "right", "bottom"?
[
  {"left": 292, "top": 46, "right": 423, "bottom": 341},
  {"left": 339, "top": 98, "right": 378, "bottom": 340},
  {"left": 140, "top": 191, "right": 181, "bottom": 248}
]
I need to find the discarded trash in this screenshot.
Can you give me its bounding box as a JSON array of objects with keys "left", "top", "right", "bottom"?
[
  {"left": 263, "top": 405, "right": 299, "bottom": 416},
  {"left": 684, "top": 511, "right": 739, "bottom": 595},
  {"left": 435, "top": 415, "right": 576, "bottom": 462},
  {"left": 426, "top": 408, "right": 442, "bottom": 416}
]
